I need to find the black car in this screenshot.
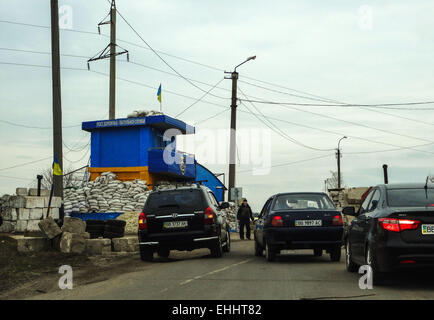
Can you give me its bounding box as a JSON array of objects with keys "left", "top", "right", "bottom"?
[
  {"left": 344, "top": 183, "right": 434, "bottom": 284},
  {"left": 138, "top": 185, "right": 231, "bottom": 261},
  {"left": 254, "top": 192, "right": 344, "bottom": 262}
]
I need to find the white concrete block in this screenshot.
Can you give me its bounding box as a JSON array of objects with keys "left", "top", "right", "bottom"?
[
  {"left": 16, "top": 188, "right": 28, "bottom": 196},
  {"left": 9, "top": 196, "right": 26, "bottom": 208},
  {"left": 3, "top": 208, "right": 17, "bottom": 221},
  {"left": 16, "top": 220, "right": 28, "bottom": 232},
  {"left": 28, "top": 188, "right": 50, "bottom": 196},
  {"left": 26, "top": 220, "right": 41, "bottom": 232},
  {"left": 44, "top": 196, "right": 62, "bottom": 208},
  {"left": 29, "top": 208, "right": 43, "bottom": 220},
  {"left": 43, "top": 207, "right": 60, "bottom": 219},
  {"left": 17, "top": 208, "right": 30, "bottom": 220},
  {"left": 25, "top": 196, "right": 45, "bottom": 209},
  {"left": 0, "top": 221, "right": 16, "bottom": 233}
]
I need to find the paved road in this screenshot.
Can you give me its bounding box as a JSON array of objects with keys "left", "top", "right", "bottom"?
[{"left": 31, "top": 238, "right": 434, "bottom": 300}]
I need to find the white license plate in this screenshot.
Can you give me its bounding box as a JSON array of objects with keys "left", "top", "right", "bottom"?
[
  {"left": 295, "top": 220, "right": 322, "bottom": 227},
  {"left": 163, "top": 221, "right": 188, "bottom": 229},
  {"left": 422, "top": 224, "right": 434, "bottom": 235}
]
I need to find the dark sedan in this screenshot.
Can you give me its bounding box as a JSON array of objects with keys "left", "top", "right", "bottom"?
[
  {"left": 254, "top": 192, "right": 344, "bottom": 262},
  {"left": 344, "top": 182, "right": 434, "bottom": 284}
]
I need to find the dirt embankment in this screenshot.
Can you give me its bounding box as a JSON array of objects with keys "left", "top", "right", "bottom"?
[{"left": 0, "top": 234, "right": 144, "bottom": 300}]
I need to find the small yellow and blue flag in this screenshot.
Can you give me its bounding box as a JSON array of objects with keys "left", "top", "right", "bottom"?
[
  {"left": 53, "top": 153, "right": 63, "bottom": 176},
  {"left": 157, "top": 84, "right": 162, "bottom": 103}
]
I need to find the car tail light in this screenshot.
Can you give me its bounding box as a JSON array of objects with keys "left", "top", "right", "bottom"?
[
  {"left": 204, "top": 206, "right": 215, "bottom": 225},
  {"left": 271, "top": 215, "right": 284, "bottom": 227},
  {"left": 400, "top": 260, "right": 416, "bottom": 264},
  {"left": 379, "top": 218, "right": 420, "bottom": 232},
  {"left": 332, "top": 214, "right": 343, "bottom": 226},
  {"left": 429, "top": 204, "right": 434, "bottom": 207},
  {"left": 138, "top": 212, "right": 147, "bottom": 230}
]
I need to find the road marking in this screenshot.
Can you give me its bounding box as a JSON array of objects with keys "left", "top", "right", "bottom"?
[{"left": 179, "top": 259, "right": 252, "bottom": 286}]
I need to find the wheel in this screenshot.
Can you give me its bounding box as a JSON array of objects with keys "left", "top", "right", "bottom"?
[
  {"left": 103, "top": 230, "right": 124, "bottom": 239},
  {"left": 345, "top": 241, "right": 359, "bottom": 272},
  {"left": 265, "top": 240, "right": 276, "bottom": 262},
  {"left": 210, "top": 235, "right": 223, "bottom": 258},
  {"left": 330, "top": 245, "right": 342, "bottom": 262},
  {"left": 366, "top": 243, "right": 386, "bottom": 285},
  {"left": 140, "top": 246, "right": 154, "bottom": 262},
  {"left": 223, "top": 230, "right": 231, "bottom": 253},
  {"left": 157, "top": 248, "right": 170, "bottom": 258},
  {"left": 254, "top": 239, "right": 264, "bottom": 257},
  {"left": 313, "top": 248, "right": 323, "bottom": 257},
  {"left": 106, "top": 219, "right": 126, "bottom": 228}
]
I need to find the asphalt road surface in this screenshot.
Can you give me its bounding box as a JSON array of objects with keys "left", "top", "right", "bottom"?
[{"left": 30, "top": 237, "right": 434, "bottom": 300}]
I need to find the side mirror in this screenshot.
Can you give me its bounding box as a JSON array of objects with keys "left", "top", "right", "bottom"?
[
  {"left": 342, "top": 206, "right": 356, "bottom": 216},
  {"left": 220, "top": 202, "right": 230, "bottom": 209}
]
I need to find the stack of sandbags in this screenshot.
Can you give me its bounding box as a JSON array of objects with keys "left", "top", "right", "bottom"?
[
  {"left": 63, "top": 172, "right": 151, "bottom": 214},
  {"left": 220, "top": 202, "right": 237, "bottom": 231},
  {"left": 127, "top": 109, "right": 163, "bottom": 118}
]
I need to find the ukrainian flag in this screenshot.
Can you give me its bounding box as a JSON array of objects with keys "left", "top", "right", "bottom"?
[
  {"left": 53, "top": 153, "right": 63, "bottom": 176},
  {"left": 157, "top": 84, "right": 162, "bottom": 103}
]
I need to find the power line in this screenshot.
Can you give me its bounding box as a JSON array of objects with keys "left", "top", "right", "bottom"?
[
  {"left": 113, "top": 8, "right": 229, "bottom": 101},
  {"left": 237, "top": 154, "right": 334, "bottom": 174},
  {"left": 194, "top": 108, "right": 229, "bottom": 126},
  {"left": 175, "top": 78, "right": 225, "bottom": 118}
]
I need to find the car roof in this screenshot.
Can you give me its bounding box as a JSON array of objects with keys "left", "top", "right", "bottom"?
[
  {"left": 273, "top": 192, "right": 329, "bottom": 197},
  {"left": 150, "top": 184, "right": 208, "bottom": 193},
  {"left": 380, "top": 183, "right": 433, "bottom": 190}
]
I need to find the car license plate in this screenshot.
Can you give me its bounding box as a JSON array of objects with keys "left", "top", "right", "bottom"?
[
  {"left": 163, "top": 221, "right": 188, "bottom": 229},
  {"left": 295, "top": 220, "right": 322, "bottom": 227},
  {"left": 422, "top": 224, "right": 434, "bottom": 235}
]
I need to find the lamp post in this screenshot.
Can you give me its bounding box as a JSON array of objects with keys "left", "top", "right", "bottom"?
[
  {"left": 226, "top": 56, "right": 256, "bottom": 201},
  {"left": 337, "top": 136, "right": 347, "bottom": 189}
]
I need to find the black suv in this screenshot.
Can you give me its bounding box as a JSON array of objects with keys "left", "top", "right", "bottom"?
[{"left": 138, "top": 185, "right": 231, "bottom": 261}]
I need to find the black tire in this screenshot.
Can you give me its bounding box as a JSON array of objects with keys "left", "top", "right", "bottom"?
[
  {"left": 254, "top": 239, "right": 264, "bottom": 257},
  {"left": 140, "top": 246, "right": 154, "bottom": 262},
  {"left": 210, "top": 235, "right": 223, "bottom": 258},
  {"left": 313, "top": 248, "right": 323, "bottom": 257},
  {"left": 265, "top": 240, "right": 276, "bottom": 262},
  {"left": 104, "top": 225, "right": 125, "bottom": 234},
  {"left": 345, "top": 241, "right": 359, "bottom": 272},
  {"left": 106, "top": 219, "right": 126, "bottom": 228},
  {"left": 157, "top": 248, "right": 170, "bottom": 258},
  {"left": 103, "top": 231, "right": 123, "bottom": 239},
  {"left": 88, "top": 231, "right": 103, "bottom": 239},
  {"left": 223, "top": 230, "right": 231, "bottom": 253},
  {"left": 330, "top": 245, "right": 342, "bottom": 262},
  {"left": 85, "top": 219, "right": 105, "bottom": 226},
  {"left": 366, "top": 243, "right": 386, "bottom": 285}
]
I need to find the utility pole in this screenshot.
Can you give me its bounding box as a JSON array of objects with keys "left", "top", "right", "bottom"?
[
  {"left": 228, "top": 71, "right": 238, "bottom": 201},
  {"left": 50, "top": 0, "right": 63, "bottom": 198},
  {"left": 88, "top": 0, "right": 128, "bottom": 120},
  {"left": 109, "top": 1, "right": 116, "bottom": 120},
  {"left": 225, "top": 56, "right": 256, "bottom": 202},
  {"left": 336, "top": 136, "right": 347, "bottom": 190}
]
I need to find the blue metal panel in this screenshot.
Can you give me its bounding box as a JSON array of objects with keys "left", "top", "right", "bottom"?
[
  {"left": 196, "top": 163, "right": 226, "bottom": 202},
  {"left": 82, "top": 115, "right": 194, "bottom": 134},
  {"left": 99, "top": 127, "right": 140, "bottom": 167},
  {"left": 148, "top": 149, "right": 196, "bottom": 179}
]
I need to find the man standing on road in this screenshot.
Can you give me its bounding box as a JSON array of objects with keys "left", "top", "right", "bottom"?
[{"left": 237, "top": 199, "right": 254, "bottom": 240}]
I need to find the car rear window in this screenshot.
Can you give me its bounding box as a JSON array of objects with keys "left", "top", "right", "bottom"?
[
  {"left": 272, "top": 193, "right": 335, "bottom": 210},
  {"left": 145, "top": 189, "right": 205, "bottom": 210},
  {"left": 387, "top": 188, "right": 434, "bottom": 207}
]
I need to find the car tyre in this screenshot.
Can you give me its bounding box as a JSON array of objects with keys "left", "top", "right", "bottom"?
[
  {"left": 366, "top": 243, "right": 386, "bottom": 285},
  {"left": 223, "top": 230, "right": 231, "bottom": 253},
  {"left": 254, "top": 239, "right": 264, "bottom": 257},
  {"left": 265, "top": 240, "right": 276, "bottom": 262},
  {"left": 157, "top": 248, "right": 170, "bottom": 258},
  {"left": 210, "top": 235, "right": 223, "bottom": 258},
  {"left": 140, "top": 246, "right": 153, "bottom": 262},
  {"left": 313, "top": 248, "right": 323, "bottom": 257},
  {"left": 330, "top": 245, "right": 342, "bottom": 262},
  {"left": 345, "top": 241, "right": 359, "bottom": 272}
]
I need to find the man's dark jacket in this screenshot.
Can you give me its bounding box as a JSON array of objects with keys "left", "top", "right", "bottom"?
[{"left": 237, "top": 204, "right": 254, "bottom": 222}]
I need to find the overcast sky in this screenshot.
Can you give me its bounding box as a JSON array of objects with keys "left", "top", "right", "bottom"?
[{"left": 1, "top": 0, "right": 433, "bottom": 211}]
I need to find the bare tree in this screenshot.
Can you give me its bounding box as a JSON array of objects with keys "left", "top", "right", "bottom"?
[
  {"left": 326, "top": 171, "right": 344, "bottom": 189},
  {"left": 34, "top": 167, "right": 85, "bottom": 190}
]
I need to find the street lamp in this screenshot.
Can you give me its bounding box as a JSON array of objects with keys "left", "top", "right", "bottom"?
[
  {"left": 337, "top": 136, "right": 347, "bottom": 189},
  {"left": 226, "top": 55, "right": 256, "bottom": 201}
]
